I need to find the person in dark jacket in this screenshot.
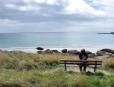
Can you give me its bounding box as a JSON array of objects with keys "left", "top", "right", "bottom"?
[{"left": 79, "top": 49, "right": 88, "bottom": 72}]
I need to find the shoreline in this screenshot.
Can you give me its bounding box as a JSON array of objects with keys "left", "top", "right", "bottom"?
[{"left": 0, "top": 47, "right": 114, "bottom": 53}]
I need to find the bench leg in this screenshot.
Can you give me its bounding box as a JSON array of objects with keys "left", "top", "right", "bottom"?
[
  {"left": 94, "top": 61, "right": 97, "bottom": 73},
  {"left": 94, "top": 66, "right": 97, "bottom": 73},
  {"left": 64, "top": 61, "right": 67, "bottom": 72}
]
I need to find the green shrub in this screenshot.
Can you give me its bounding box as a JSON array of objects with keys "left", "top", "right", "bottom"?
[
  {"left": 95, "top": 71, "right": 105, "bottom": 76},
  {"left": 0, "top": 83, "right": 21, "bottom": 87},
  {"left": 3, "top": 62, "right": 16, "bottom": 69}
]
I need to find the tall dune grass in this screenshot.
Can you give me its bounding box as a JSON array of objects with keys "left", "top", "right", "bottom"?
[
  {"left": 0, "top": 50, "right": 81, "bottom": 70},
  {"left": 103, "top": 58, "right": 114, "bottom": 69},
  {"left": 0, "top": 50, "right": 111, "bottom": 70}
]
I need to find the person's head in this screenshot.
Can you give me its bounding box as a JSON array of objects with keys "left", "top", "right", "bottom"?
[{"left": 81, "top": 49, "right": 85, "bottom": 53}]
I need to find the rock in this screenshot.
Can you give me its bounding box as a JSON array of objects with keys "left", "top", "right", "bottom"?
[
  {"left": 105, "top": 52, "right": 112, "bottom": 56},
  {"left": 86, "top": 51, "right": 92, "bottom": 54},
  {"left": 112, "top": 54, "right": 114, "bottom": 57},
  {"left": 36, "top": 47, "right": 44, "bottom": 50},
  {"left": 96, "top": 51, "right": 107, "bottom": 56},
  {"left": 96, "top": 49, "right": 114, "bottom": 57},
  {"left": 67, "top": 50, "right": 79, "bottom": 55},
  {"left": 100, "top": 49, "right": 114, "bottom": 54},
  {"left": 37, "top": 51, "right": 43, "bottom": 54},
  {"left": 44, "top": 49, "right": 53, "bottom": 54},
  {"left": 96, "top": 49, "right": 114, "bottom": 58},
  {"left": 37, "top": 49, "right": 59, "bottom": 54},
  {"left": 88, "top": 53, "right": 96, "bottom": 58},
  {"left": 96, "top": 55, "right": 110, "bottom": 59},
  {"left": 61, "top": 49, "right": 67, "bottom": 53},
  {"left": 51, "top": 50, "right": 59, "bottom": 53}
]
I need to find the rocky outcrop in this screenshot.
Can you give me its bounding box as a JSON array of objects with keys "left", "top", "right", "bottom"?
[
  {"left": 37, "top": 48, "right": 95, "bottom": 57},
  {"left": 44, "top": 49, "right": 53, "bottom": 54},
  {"left": 36, "top": 47, "right": 44, "bottom": 50},
  {"left": 61, "top": 49, "right": 67, "bottom": 53},
  {"left": 37, "top": 51, "right": 44, "bottom": 54},
  {"left": 51, "top": 50, "right": 59, "bottom": 53},
  {"left": 100, "top": 49, "right": 114, "bottom": 54},
  {"left": 67, "top": 50, "right": 79, "bottom": 55},
  {"left": 38, "top": 49, "right": 60, "bottom": 54},
  {"left": 36, "top": 48, "right": 114, "bottom": 58},
  {"left": 96, "top": 49, "right": 114, "bottom": 58},
  {"left": 96, "top": 51, "right": 106, "bottom": 56},
  {"left": 88, "top": 53, "right": 96, "bottom": 58},
  {"left": 85, "top": 51, "right": 92, "bottom": 54}
]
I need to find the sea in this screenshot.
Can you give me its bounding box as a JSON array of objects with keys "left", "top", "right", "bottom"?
[{"left": 0, "top": 32, "right": 114, "bottom": 53}]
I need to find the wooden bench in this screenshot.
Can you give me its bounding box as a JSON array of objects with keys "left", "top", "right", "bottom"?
[{"left": 60, "top": 59, "right": 102, "bottom": 72}]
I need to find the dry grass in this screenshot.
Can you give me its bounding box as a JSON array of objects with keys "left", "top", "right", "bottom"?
[
  {"left": 103, "top": 58, "right": 114, "bottom": 69},
  {"left": 0, "top": 50, "right": 103, "bottom": 70},
  {"left": 0, "top": 51, "right": 80, "bottom": 70}
]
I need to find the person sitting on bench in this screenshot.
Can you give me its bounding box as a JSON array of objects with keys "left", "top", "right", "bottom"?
[{"left": 79, "top": 49, "right": 88, "bottom": 72}]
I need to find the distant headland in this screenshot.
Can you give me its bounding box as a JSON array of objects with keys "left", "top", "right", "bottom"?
[{"left": 97, "top": 32, "right": 114, "bottom": 34}]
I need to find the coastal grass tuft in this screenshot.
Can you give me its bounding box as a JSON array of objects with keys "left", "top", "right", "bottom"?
[{"left": 103, "top": 58, "right": 114, "bottom": 69}]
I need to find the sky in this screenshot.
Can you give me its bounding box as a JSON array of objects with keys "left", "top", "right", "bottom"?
[{"left": 0, "top": 0, "right": 114, "bottom": 32}]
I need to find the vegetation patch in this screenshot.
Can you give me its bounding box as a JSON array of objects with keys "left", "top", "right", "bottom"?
[
  {"left": 103, "top": 58, "right": 114, "bottom": 69},
  {"left": 0, "top": 50, "right": 113, "bottom": 87}
]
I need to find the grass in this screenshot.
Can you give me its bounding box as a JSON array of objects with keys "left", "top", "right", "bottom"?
[
  {"left": 0, "top": 69, "right": 113, "bottom": 87},
  {"left": 103, "top": 58, "right": 114, "bottom": 69},
  {"left": 0, "top": 50, "right": 114, "bottom": 87}
]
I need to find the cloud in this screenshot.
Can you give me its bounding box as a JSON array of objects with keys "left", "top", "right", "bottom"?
[
  {"left": 23, "top": 0, "right": 58, "bottom": 5},
  {"left": 91, "top": 0, "right": 114, "bottom": 16},
  {"left": 0, "top": 0, "right": 114, "bottom": 32},
  {"left": 63, "top": 0, "right": 106, "bottom": 16},
  {"left": 1, "top": 0, "right": 108, "bottom": 22},
  {"left": 5, "top": 4, "right": 41, "bottom": 11}
]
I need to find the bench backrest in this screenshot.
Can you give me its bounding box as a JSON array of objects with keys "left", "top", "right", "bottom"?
[{"left": 60, "top": 60, "right": 102, "bottom": 65}]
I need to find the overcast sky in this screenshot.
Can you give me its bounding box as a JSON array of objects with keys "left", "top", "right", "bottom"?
[{"left": 0, "top": 0, "right": 114, "bottom": 32}]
